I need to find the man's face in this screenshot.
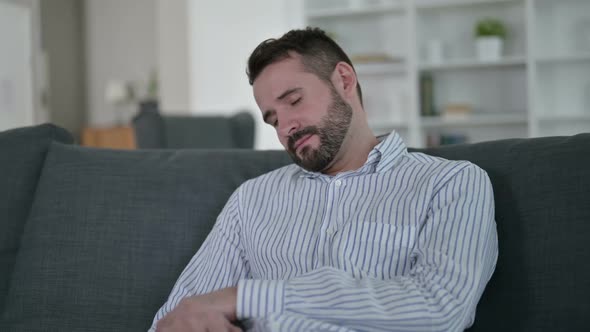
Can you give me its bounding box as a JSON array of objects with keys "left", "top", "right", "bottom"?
[{"left": 253, "top": 55, "right": 353, "bottom": 172}]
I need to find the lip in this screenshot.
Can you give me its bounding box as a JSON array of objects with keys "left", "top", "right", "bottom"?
[{"left": 294, "top": 134, "right": 313, "bottom": 151}]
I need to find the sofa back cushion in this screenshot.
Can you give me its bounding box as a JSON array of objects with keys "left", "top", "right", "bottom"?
[
  {"left": 3, "top": 132, "right": 589, "bottom": 332},
  {"left": 132, "top": 106, "right": 256, "bottom": 149},
  {"left": 1, "top": 143, "right": 291, "bottom": 331},
  {"left": 0, "top": 124, "right": 73, "bottom": 313},
  {"left": 162, "top": 111, "right": 256, "bottom": 149},
  {"left": 415, "top": 133, "right": 590, "bottom": 331}
]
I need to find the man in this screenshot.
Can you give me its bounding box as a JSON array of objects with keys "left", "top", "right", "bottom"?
[{"left": 150, "top": 28, "right": 497, "bottom": 332}]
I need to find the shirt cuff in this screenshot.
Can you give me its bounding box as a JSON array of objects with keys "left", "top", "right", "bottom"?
[{"left": 236, "top": 279, "right": 285, "bottom": 319}]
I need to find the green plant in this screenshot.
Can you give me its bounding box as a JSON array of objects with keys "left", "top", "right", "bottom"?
[
  {"left": 475, "top": 18, "right": 507, "bottom": 39},
  {"left": 145, "top": 69, "right": 158, "bottom": 101}
]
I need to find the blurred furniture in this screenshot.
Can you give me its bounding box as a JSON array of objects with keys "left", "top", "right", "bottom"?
[
  {"left": 132, "top": 103, "right": 255, "bottom": 149},
  {"left": 81, "top": 126, "right": 136, "bottom": 149},
  {"left": 305, "top": 0, "right": 590, "bottom": 146}
]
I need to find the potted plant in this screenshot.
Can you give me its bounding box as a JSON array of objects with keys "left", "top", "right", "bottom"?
[{"left": 475, "top": 17, "right": 507, "bottom": 61}]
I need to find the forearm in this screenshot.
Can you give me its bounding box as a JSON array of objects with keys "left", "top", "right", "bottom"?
[{"left": 237, "top": 266, "right": 483, "bottom": 332}]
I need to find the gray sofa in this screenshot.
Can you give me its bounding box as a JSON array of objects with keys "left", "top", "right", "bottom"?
[
  {"left": 132, "top": 105, "right": 255, "bottom": 149},
  {"left": 1, "top": 124, "right": 589, "bottom": 331}
]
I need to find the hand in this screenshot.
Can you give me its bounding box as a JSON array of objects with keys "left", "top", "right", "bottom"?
[{"left": 156, "top": 287, "right": 241, "bottom": 332}]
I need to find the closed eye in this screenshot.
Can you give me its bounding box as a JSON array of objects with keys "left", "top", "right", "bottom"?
[{"left": 291, "top": 98, "right": 301, "bottom": 106}]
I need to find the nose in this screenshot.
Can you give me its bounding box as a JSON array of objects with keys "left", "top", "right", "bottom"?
[{"left": 277, "top": 112, "right": 300, "bottom": 138}]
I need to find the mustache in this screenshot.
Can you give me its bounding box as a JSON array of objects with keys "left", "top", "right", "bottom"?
[{"left": 288, "top": 126, "right": 319, "bottom": 152}]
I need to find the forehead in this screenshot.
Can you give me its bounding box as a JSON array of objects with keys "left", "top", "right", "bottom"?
[{"left": 252, "top": 55, "right": 318, "bottom": 103}]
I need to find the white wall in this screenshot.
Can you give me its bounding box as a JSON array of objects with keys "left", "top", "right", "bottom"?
[
  {"left": 41, "top": 0, "right": 85, "bottom": 137},
  {"left": 156, "top": 0, "right": 191, "bottom": 114},
  {"left": 85, "top": 0, "right": 157, "bottom": 126},
  {"left": 84, "top": 0, "right": 305, "bottom": 148},
  {"left": 188, "top": 0, "right": 304, "bottom": 149},
  {"left": 0, "top": 0, "right": 34, "bottom": 131}
]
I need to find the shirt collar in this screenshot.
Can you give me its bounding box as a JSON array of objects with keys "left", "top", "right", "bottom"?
[
  {"left": 373, "top": 130, "right": 407, "bottom": 173},
  {"left": 297, "top": 130, "right": 407, "bottom": 179}
]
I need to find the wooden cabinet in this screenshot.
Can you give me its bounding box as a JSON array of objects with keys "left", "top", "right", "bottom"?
[{"left": 81, "top": 126, "right": 136, "bottom": 149}]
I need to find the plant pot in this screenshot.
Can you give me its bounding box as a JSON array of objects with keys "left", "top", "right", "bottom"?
[{"left": 476, "top": 37, "right": 503, "bottom": 61}]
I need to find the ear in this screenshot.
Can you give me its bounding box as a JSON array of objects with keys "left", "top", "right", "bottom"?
[{"left": 331, "top": 62, "right": 358, "bottom": 101}]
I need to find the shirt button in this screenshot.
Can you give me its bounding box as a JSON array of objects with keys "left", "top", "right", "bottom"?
[
  {"left": 334, "top": 180, "right": 342, "bottom": 187},
  {"left": 327, "top": 228, "right": 334, "bottom": 236}
]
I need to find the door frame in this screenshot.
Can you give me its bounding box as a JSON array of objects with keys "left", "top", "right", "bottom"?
[{"left": 0, "top": 0, "right": 47, "bottom": 127}]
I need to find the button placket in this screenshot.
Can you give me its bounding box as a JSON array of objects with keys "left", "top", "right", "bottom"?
[
  {"left": 322, "top": 178, "right": 349, "bottom": 264},
  {"left": 324, "top": 178, "right": 344, "bottom": 241}
]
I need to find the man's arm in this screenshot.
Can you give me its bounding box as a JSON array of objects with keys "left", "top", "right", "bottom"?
[
  {"left": 149, "top": 189, "right": 249, "bottom": 331},
  {"left": 237, "top": 164, "right": 498, "bottom": 331}
]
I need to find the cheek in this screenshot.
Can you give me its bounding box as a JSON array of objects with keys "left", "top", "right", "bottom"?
[{"left": 278, "top": 135, "right": 289, "bottom": 149}]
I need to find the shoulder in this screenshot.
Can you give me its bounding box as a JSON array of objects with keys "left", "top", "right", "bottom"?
[
  {"left": 403, "top": 151, "right": 489, "bottom": 188},
  {"left": 237, "top": 163, "right": 302, "bottom": 194}
]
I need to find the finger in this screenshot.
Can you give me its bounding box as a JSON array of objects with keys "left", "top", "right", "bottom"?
[
  {"left": 204, "top": 314, "right": 232, "bottom": 332},
  {"left": 224, "top": 319, "right": 243, "bottom": 332},
  {"left": 227, "top": 324, "right": 243, "bottom": 332}
]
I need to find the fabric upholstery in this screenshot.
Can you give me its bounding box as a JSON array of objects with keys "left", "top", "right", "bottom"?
[
  {"left": 414, "top": 133, "right": 590, "bottom": 331},
  {"left": 163, "top": 116, "right": 235, "bottom": 148},
  {"left": 0, "top": 124, "right": 73, "bottom": 313},
  {"left": 132, "top": 108, "right": 256, "bottom": 149},
  {"left": 230, "top": 111, "right": 256, "bottom": 149},
  {"left": 132, "top": 102, "right": 166, "bottom": 149},
  {"left": 1, "top": 143, "right": 290, "bottom": 331},
  {"left": 2, "top": 126, "right": 589, "bottom": 332}
]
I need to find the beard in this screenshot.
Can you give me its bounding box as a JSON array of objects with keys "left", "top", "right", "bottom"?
[{"left": 286, "top": 87, "right": 353, "bottom": 173}]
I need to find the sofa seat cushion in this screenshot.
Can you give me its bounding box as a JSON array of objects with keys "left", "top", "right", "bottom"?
[
  {"left": 0, "top": 124, "right": 73, "bottom": 313},
  {"left": 415, "top": 133, "right": 590, "bottom": 331},
  {"left": 1, "top": 143, "right": 290, "bottom": 331}
]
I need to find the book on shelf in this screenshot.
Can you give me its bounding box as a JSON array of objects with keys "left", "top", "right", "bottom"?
[
  {"left": 427, "top": 132, "right": 468, "bottom": 147},
  {"left": 420, "top": 72, "right": 437, "bottom": 116},
  {"left": 442, "top": 103, "right": 473, "bottom": 120}
]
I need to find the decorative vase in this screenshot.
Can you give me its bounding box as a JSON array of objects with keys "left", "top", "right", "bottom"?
[{"left": 476, "top": 36, "right": 503, "bottom": 61}]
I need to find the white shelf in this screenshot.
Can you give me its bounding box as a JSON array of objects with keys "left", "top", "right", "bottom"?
[
  {"left": 537, "top": 114, "right": 590, "bottom": 122},
  {"left": 419, "top": 56, "right": 526, "bottom": 71},
  {"left": 415, "top": 0, "right": 520, "bottom": 10},
  {"left": 304, "top": 0, "right": 590, "bottom": 146},
  {"left": 421, "top": 113, "right": 527, "bottom": 128},
  {"left": 355, "top": 62, "right": 406, "bottom": 76},
  {"left": 369, "top": 120, "right": 408, "bottom": 131},
  {"left": 535, "top": 53, "right": 590, "bottom": 65},
  {"left": 306, "top": 3, "right": 405, "bottom": 19}
]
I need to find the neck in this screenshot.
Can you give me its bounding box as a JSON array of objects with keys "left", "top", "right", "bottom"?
[{"left": 322, "top": 123, "right": 378, "bottom": 176}]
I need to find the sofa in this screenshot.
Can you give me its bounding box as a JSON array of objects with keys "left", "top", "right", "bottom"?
[
  {"left": 132, "top": 104, "right": 255, "bottom": 149},
  {"left": 0, "top": 123, "right": 588, "bottom": 331}
]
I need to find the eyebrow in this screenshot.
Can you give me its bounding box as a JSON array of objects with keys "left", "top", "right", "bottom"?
[
  {"left": 277, "top": 87, "right": 302, "bottom": 101},
  {"left": 263, "top": 87, "right": 302, "bottom": 124}
]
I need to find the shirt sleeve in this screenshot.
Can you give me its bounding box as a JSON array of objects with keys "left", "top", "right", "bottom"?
[
  {"left": 236, "top": 164, "right": 498, "bottom": 332},
  {"left": 148, "top": 188, "right": 249, "bottom": 330}
]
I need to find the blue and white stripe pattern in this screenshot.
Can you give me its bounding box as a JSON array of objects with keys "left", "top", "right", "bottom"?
[{"left": 150, "top": 131, "right": 498, "bottom": 332}]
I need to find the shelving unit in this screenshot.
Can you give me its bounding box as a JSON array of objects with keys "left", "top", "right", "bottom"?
[
  {"left": 306, "top": 2, "right": 405, "bottom": 18},
  {"left": 535, "top": 53, "right": 590, "bottom": 64},
  {"left": 415, "top": 0, "right": 519, "bottom": 9},
  {"left": 304, "top": 0, "right": 590, "bottom": 147},
  {"left": 421, "top": 113, "right": 527, "bottom": 127},
  {"left": 529, "top": 0, "right": 590, "bottom": 138},
  {"left": 419, "top": 56, "right": 525, "bottom": 71}
]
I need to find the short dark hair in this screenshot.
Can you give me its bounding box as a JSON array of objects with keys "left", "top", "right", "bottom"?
[{"left": 247, "top": 27, "right": 363, "bottom": 105}]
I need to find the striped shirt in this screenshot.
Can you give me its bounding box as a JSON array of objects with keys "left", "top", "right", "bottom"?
[{"left": 150, "top": 131, "right": 498, "bottom": 332}]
